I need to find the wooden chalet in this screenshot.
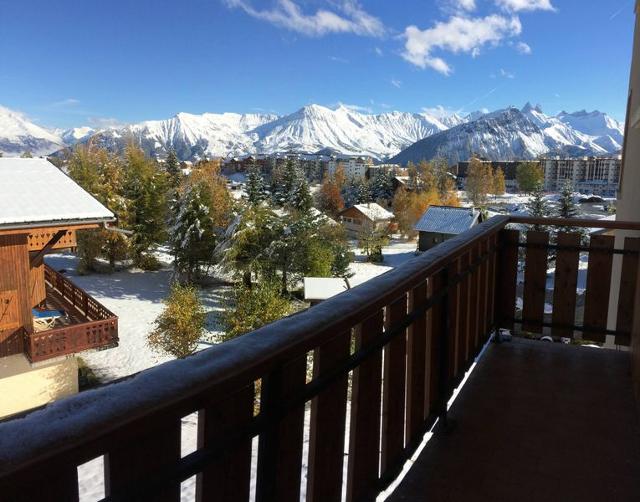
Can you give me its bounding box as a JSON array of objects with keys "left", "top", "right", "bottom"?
[{"left": 0, "top": 158, "right": 118, "bottom": 417}]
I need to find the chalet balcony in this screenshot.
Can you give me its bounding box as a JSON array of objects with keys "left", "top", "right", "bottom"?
[
  {"left": 1, "top": 215, "right": 639, "bottom": 502},
  {"left": 24, "top": 265, "right": 118, "bottom": 363}
]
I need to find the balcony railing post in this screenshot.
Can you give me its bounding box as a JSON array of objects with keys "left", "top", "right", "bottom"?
[{"left": 438, "top": 267, "right": 451, "bottom": 429}]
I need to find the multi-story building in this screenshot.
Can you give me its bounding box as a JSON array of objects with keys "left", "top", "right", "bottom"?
[
  {"left": 542, "top": 156, "right": 621, "bottom": 196},
  {"left": 327, "top": 156, "right": 374, "bottom": 181}
]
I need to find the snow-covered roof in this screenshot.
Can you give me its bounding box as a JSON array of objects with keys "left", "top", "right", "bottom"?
[
  {"left": 304, "top": 277, "right": 349, "bottom": 301},
  {"left": 414, "top": 206, "right": 479, "bottom": 235},
  {"left": 350, "top": 203, "right": 394, "bottom": 222},
  {"left": 0, "top": 158, "right": 115, "bottom": 229}
]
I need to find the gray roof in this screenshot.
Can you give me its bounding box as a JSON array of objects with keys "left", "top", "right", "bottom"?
[{"left": 414, "top": 206, "right": 479, "bottom": 235}]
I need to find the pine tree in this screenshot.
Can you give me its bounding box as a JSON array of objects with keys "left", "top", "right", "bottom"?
[
  {"left": 558, "top": 180, "right": 579, "bottom": 219},
  {"left": 170, "top": 182, "right": 217, "bottom": 283},
  {"left": 148, "top": 283, "right": 205, "bottom": 359},
  {"left": 246, "top": 162, "right": 267, "bottom": 205},
  {"left": 526, "top": 182, "right": 550, "bottom": 231},
  {"left": 289, "top": 170, "right": 313, "bottom": 213},
  {"left": 165, "top": 149, "right": 181, "bottom": 188},
  {"left": 123, "top": 145, "right": 168, "bottom": 268}
]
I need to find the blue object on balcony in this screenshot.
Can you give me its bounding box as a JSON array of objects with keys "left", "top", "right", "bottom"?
[{"left": 32, "top": 308, "right": 65, "bottom": 319}]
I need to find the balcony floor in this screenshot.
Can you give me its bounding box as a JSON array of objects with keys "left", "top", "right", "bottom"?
[{"left": 389, "top": 337, "right": 640, "bottom": 502}]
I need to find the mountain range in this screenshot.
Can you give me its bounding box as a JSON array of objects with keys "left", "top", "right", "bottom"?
[{"left": 0, "top": 103, "right": 624, "bottom": 163}]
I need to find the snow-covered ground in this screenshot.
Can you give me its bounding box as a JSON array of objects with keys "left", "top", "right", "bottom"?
[
  {"left": 45, "top": 253, "right": 226, "bottom": 382},
  {"left": 349, "top": 238, "right": 418, "bottom": 286}
]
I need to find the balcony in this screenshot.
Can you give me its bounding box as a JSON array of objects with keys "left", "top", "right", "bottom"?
[
  {"left": 0, "top": 215, "right": 639, "bottom": 501},
  {"left": 24, "top": 265, "right": 119, "bottom": 363}
]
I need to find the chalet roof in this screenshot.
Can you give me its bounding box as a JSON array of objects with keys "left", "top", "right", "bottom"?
[
  {"left": 304, "top": 277, "right": 350, "bottom": 301},
  {"left": 348, "top": 203, "right": 394, "bottom": 222},
  {"left": 0, "top": 158, "right": 115, "bottom": 229},
  {"left": 414, "top": 206, "right": 479, "bottom": 235}
]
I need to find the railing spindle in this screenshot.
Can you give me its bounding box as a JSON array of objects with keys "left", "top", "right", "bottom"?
[
  {"left": 346, "top": 311, "right": 384, "bottom": 502},
  {"left": 197, "top": 384, "right": 254, "bottom": 502},
  {"left": 306, "top": 331, "right": 351, "bottom": 502},
  {"left": 381, "top": 294, "right": 408, "bottom": 478}
]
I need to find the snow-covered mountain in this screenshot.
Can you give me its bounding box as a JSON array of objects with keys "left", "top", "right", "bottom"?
[
  {"left": 0, "top": 102, "right": 624, "bottom": 161},
  {"left": 557, "top": 109, "right": 624, "bottom": 152},
  {"left": 54, "top": 126, "right": 97, "bottom": 146},
  {"left": 390, "top": 105, "right": 623, "bottom": 165},
  {"left": 79, "top": 104, "right": 461, "bottom": 161},
  {"left": 0, "top": 105, "right": 64, "bottom": 156}
]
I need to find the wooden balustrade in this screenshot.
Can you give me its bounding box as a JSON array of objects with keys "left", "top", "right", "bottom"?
[
  {"left": 496, "top": 217, "right": 640, "bottom": 345},
  {"left": 0, "top": 215, "right": 638, "bottom": 502},
  {"left": 23, "top": 266, "right": 119, "bottom": 363}
]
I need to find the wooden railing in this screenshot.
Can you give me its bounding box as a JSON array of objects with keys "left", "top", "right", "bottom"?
[
  {"left": 498, "top": 216, "right": 640, "bottom": 346},
  {"left": 24, "top": 266, "right": 118, "bottom": 363},
  {"left": 0, "top": 216, "right": 638, "bottom": 502}
]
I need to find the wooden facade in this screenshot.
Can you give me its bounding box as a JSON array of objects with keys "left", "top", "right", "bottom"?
[
  {"left": 0, "top": 234, "right": 32, "bottom": 358},
  {"left": 0, "top": 216, "right": 638, "bottom": 501},
  {"left": 0, "top": 224, "right": 118, "bottom": 363}
]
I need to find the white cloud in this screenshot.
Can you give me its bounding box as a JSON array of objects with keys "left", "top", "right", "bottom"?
[
  {"left": 500, "top": 68, "right": 515, "bottom": 78},
  {"left": 87, "top": 117, "right": 124, "bottom": 129},
  {"left": 452, "top": 0, "right": 477, "bottom": 11},
  {"left": 374, "top": 46, "right": 383, "bottom": 56},
  {"left": 422, "top": 105, "right": 459, "bottom": 119},
  {"left": 401, "top": 15, "right": 522, "bottom": 75},
  {"left": 391, "top": 78, "right": 402, "bottom": 88},
  {"left": 329, "top": 55, "right": 349, "bottom": 63},
  {"left": 224, "top": 0, "right": 385, "bottom": 37},
  {"left": 516, "top": 41, "right": 532, "bottom": 54},
  {"left": 334, "top": 102, "right": 374, "bottom": 113},
  {"left": 49, "top": 98, "right": 80, "bottom": 108},
  {"left": 495, "top": 0, "right": 555, "bottom": 12}
]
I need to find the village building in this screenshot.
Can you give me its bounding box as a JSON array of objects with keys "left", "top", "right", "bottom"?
[
  {"left": 339, "top": 203, "right": 394, "bottom": 237},
  {"left": 327, "top": 156, "right": 374, "bottom": 181},
  {"left": 541, "top": 156, "right": 621, "bottom": 196},
  {"left": 0, "top": 158, "right": 118, "bottom": 418},
  {"left": 414, "top": 205, "right": 480, "bottom": 251}
]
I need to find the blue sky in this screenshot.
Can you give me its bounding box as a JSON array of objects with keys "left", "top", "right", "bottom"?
[{"left": 0, "top": 0, "right": 635, "bottom": 128}]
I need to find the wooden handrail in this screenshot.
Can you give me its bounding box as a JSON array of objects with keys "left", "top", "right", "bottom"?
[
  {"left": 0, "top": 217, "right": 509, "bottom": 477},
  {"left": 508, "top": 215, "right": 640, "bottom": 230},
  {"left": 1, "top": 214, "right": 638, "bottom": 502}
]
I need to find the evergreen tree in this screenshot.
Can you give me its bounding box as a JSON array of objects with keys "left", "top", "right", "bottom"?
[
  {"left": 20, "top": 150, "right": 33, "bottom": 158},
  {"left": 289, "top": 170, "right": 313, "bottom": 213},
  {"left": 170, "top": 182, "right": 217, "bottom": 283},
  {"left": 148, "top": 283, "right": 205, "bottom": 359},
  {"left": 245, "top": 162, "right": 267, "bottom": 205},
  {"left": 526, "top": 182, "right": 550, "bottom": 231},
  {"left": 123, "top": 146, "right": 168, "bottom": 268},
  {"left": 557, "top": 180, "right": 579, "bottom": 219},
  {"left": 165, "top": 148, "right": 181, "bottom": 188}
]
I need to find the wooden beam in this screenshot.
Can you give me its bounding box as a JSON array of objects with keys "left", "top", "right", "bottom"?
[
  {"left": 0, "top": 223, "right": 99, "bottom": 237},
  {"left": 30, "top": 230, "right": 67, "bottom": 267}
]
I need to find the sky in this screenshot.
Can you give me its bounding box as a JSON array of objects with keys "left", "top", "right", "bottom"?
[{"left": 0, "top": 0, "right": 635, "bottom": 129}]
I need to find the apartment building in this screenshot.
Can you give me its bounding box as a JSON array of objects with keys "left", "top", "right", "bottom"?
[
  {"left": 327, "top": 155, "right": 374, "bottom": 181},
  {"left": 542, "top": 156, "right": 621, "bottom": 196}
]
